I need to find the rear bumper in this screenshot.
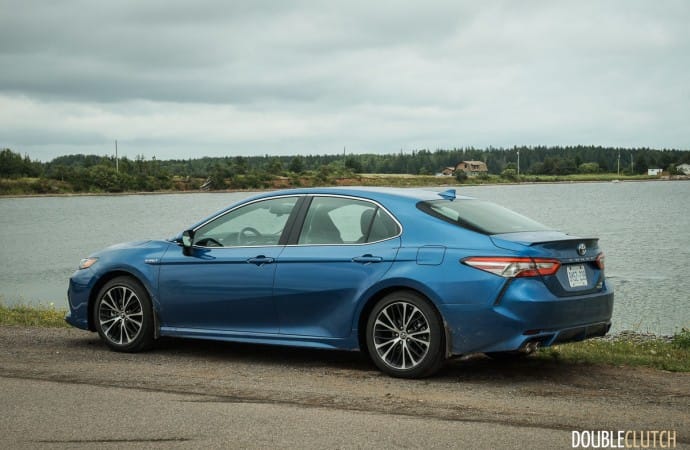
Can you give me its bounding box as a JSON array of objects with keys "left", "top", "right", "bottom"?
[{"left": 441, "top": 280, "right": 614, "bottom": 354}]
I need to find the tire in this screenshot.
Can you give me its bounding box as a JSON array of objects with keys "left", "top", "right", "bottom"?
[
  {"left": 365, "top": 291, "right": 445, "bottom": 378},
  {"left": 93, "top": 276, "right": 154, "bottom": 352}
]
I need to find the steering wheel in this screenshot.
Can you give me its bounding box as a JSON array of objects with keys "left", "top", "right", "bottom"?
[
  {"left": 195, "top": 237, "right": 223, "bottom": 247},
  {"left": 240, "top": 227, "right": 262, "bottom": 244}
]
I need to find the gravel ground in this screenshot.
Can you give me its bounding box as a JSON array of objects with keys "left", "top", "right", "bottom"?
[{"left": 0, "top": 326, "right": 688, "bottom": 448}]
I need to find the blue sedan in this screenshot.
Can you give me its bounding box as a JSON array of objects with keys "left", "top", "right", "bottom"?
[{"left": 66, "top": 187, "right": 613, "bottom": 378}]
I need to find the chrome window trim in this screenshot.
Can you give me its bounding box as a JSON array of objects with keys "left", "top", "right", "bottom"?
[
  {"left": 186, "top": 193, "right": 403, "bottom": 250},
  {"left": 190, "top": 194, "right": 302, "bottom": 249},
  {"left": 288, "top": 194, "right": 403, "bottom": 247}
]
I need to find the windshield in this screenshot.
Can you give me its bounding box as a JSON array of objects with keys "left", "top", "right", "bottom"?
[{"left": 417, "top": 199, "right": 552, "bottom": 235}]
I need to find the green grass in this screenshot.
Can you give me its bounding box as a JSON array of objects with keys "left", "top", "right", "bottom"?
[
  {"left": 536, "top": 329, "right": 690, "bottom": 372},
  {"left": 0, "top": 302, "right": 69, "bottom": 327},
  {"left": 353, "top": 172, "right": 660, "bottom": 188},
  {"left": 0, "top": 177, "right": 72, "bottom": 195},
  {"left": 515, "top": 173, "right": 657, "bottom": 183}
]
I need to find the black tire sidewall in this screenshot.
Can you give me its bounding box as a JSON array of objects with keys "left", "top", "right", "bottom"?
[
  {"left": 94, "top": 276, "right": 154, "bottom": 352},
  {"left": 365, "top": 291, "right": 444, "bottom": 378}
]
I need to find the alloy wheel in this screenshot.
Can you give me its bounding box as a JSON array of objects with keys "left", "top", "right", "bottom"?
[
  {"left": 372, "top": 301, "right": 431, "bottom": 370},
  {"left": 98, "top": 285, "right": 144, "bottom": 346}
]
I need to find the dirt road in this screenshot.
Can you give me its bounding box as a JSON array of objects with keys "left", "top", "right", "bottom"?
[{"left": 0, "top": 326, "right": 688, "bottom": 448}]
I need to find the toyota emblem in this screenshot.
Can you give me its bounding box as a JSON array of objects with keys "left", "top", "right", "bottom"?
[{"left": 577, "top": 243, "right": 587, "bottom": 256}]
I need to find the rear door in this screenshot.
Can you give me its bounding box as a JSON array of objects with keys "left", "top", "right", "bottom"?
[{"left": 273, "top": 195, "right": 401, "bottom": 338}]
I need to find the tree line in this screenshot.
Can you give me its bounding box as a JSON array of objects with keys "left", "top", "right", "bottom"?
[{"left": 1, "top": 146, "right": 689, "bottom": 193}]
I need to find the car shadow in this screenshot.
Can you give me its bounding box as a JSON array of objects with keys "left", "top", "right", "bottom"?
[
  {"left": 140, "top": 336, "right": 589, "bottom": 384},
  {"left": 68, "top": 333, "right": 593, "bottom": 384},
  {"left": 151, "top": 336, "right": 376, "bottom": 370},
  {"left": 441, "top": 354, "right": 591, "bottom": 385}
]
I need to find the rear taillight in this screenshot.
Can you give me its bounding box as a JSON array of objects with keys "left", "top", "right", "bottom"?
[
  {"left": 463, "top": 257, "right": 561, "bottom": 278},
  {"left": 596, "top": 253, "right": 605, "bottom": 270}
]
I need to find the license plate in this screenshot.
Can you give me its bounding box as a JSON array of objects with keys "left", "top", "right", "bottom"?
[{"left": 567, "top": 264, "right": 588, "bottom": 288}]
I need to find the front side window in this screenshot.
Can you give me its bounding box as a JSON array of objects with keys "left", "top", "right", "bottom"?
[
  {"left": 194, "top": 197, "right": 298, "bottom": 247},
  {"left": 298, "top": 196, "right": 400, "bottom": 245}
]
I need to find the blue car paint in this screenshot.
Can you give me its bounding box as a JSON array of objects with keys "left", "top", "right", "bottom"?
[
  {"left": 273, "top": 238, "right": 400, "bottom": 338},
  {"left": 66, "top": 240, "right": 172, "bottom": 330},
  {"left": 157, "top": 244, "right": 282, "bottom": 333},
  {"left": 66, "top": 187, "right": 613, "bottom": 356}
]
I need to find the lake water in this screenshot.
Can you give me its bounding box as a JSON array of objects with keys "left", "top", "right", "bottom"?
[{"left": 1, "top": 181, "right": 688, "bottom": 335}]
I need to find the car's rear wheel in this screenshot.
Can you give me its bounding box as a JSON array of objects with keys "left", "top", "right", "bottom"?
[
  {"left": 366, "top": 291, "right": 445, "bottom": 378},
  {"left": 94, "top": 276, "right": 154, "bottom": 352}
]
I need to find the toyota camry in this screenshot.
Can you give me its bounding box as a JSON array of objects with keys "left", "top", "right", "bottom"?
[{"left": 66, "top": 187, "right": 613, "bottom": 378}]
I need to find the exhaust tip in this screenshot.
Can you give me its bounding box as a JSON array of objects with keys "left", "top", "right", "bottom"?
[{"left": 522, "top": 341, "right": 541, "bottom": 354}]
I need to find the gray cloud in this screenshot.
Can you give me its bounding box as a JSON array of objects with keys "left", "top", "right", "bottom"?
[{"left": 1, "top": 0, "right": 688, "bottom": 160}]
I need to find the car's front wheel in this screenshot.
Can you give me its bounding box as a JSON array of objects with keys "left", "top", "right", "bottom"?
[
  {"left": 366, "top": 291, "right": 445, "bottom": 378},
  {"left": 94, "top": 276, "right": 154, "bottom": 352}
]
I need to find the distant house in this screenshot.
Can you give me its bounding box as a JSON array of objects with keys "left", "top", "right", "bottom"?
[
  {"left": 441, "top": 167, "right": 455, "bottom": 176},
  {"left": 677, "top": 163, "right": 690, "bottom": 175},
  {"left": 455, "top": 160, "right": 488, "bottom": 177},
  {"left": 648, "top": 168, "right": 663, "bottom": 176}
]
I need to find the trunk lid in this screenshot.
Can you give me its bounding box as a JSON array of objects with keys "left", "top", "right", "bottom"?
[{"left": 491, "top": 231, "right": 604, "bottom": 296}]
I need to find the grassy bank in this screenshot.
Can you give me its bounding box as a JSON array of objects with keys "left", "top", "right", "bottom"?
[
  {"left": 2, "top": 303, "right": 689, "bottom": 372},
  {"left": 1, "top": 173, "right": 674, "bottom": 196},
  {"left": 0, "top": 302, "right": 69, "bottom": 328},
  {"left": 536, "top": 330, "right": 690, "bottom": 372},
  {"left": 359, "top": 172, "right": 660, "bottom": 185}
]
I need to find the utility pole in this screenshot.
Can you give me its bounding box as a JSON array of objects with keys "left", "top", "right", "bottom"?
[
  {"left": 617, "top": 150, "right": 620, "bottom": 176},
  {"left": 115, "top": 140, "right": 119, "bottom": 173},
  {"left": 517, "top": 150, "right": 520, "bottom": 178}
]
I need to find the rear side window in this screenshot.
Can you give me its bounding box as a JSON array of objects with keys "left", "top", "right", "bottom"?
[
  {"left": 298, "top": 196, "right": 400, "bottom": 245},
  {"left": 417, "top": 199, "right": 551, "bottom": 235}
]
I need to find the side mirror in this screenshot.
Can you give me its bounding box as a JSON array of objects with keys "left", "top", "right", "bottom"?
[{"left": 182, "top": 230, "right": 195, "bottom": 256}]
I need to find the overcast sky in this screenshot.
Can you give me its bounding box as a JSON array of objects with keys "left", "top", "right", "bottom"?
[{"left": 1, "top": 1, "right": 688, "bottom": 161}]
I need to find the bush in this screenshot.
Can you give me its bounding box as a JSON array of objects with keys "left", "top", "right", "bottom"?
[
  {"left": 673, "top": 328, "right": 690, "bottom": 349},
  {"left": 578, "top": 162, "right": 600, "bottom": 173},
  {"left": 501, "top": 168, "right": 517, "bottom": 180}
]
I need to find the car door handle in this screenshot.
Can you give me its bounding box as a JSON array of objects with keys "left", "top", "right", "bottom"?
[
  {"left": 352, "top": 254, "right": 383, "bottom": 264},
  {"left": 246, "top": 256, "right": 275, "bottom": 266}
]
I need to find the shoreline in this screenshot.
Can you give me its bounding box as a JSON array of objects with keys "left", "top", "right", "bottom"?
[{"left": 1, "top": 176, "right": 686, "bottom": 200}]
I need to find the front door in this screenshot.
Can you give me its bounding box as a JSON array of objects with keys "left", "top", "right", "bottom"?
[{"left": 158, "top": 196, "right": 300, "bottom": 333}]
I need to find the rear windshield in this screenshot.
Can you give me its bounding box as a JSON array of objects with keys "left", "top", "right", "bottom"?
[{"left": 417, "top": 199, "right": 552, "bottom": 235}]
